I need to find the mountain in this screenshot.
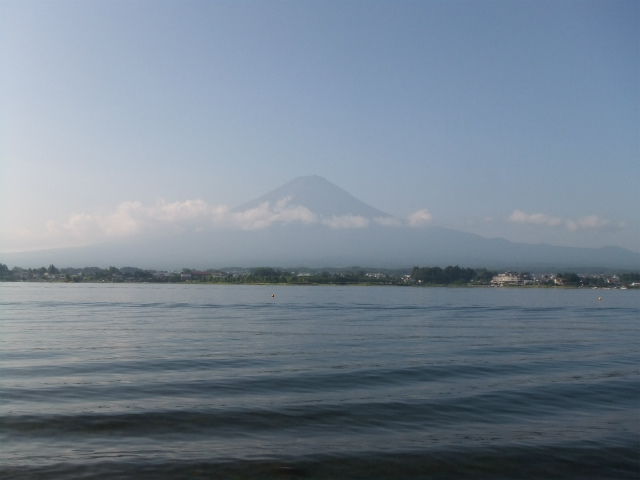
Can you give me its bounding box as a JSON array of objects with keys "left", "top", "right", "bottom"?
[
  {"left": 2, "top": 176, "right": 639, "bottom": 271},
  {"left": 234, "top": 175, "right": 394, "bottom": 220}
]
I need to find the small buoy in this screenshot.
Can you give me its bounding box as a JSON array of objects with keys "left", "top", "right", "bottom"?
[
  {"left": 272, "top": 294, "right": 275, "bottom": 297},
  {"left": 598, "top": 297, "right": 602, "bottom": 301}
]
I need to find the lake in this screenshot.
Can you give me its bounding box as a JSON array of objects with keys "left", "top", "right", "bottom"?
[{"left": 1, "top": 283, "right": 638, "bottom": 479}]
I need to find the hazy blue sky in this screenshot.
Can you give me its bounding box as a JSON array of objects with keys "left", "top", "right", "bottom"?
[{"left": 1, "top": 0, "right": 638, "bottom": 253}]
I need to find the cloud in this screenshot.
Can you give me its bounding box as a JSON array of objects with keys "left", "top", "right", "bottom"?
[
  {"left": 36, "top": 200, "right": 222, "bottom": 248},
  {"left": 232, "top": 198, "right": 318, "bottom": 230},
  {"left": 6, "top": 197, "right": 391, "bottom": 250},
  {"left": 3, "top": 197, "right": 440, "bottom": 252},
  {"left": 71, "top": 198, "right": 321, "bottom": 237},
  {"left": 565, "top": 215, "right": 624, "bottom": 232},
  {"left": 508, "top": 210, "right": 562, "bottom": 226},
  {"left": 407, "top": 209, "right": 433, "bottom": 227},
  {"left": 509, "top": 210, "right": 624, "bottom": 232}
]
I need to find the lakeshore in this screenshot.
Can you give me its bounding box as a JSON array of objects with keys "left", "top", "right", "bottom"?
[{"left": 1, "top": 262, "right": 638, "bottom": 288}]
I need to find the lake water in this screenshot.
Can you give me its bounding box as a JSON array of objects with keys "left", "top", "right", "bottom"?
[{"left": 1, "top": 283, "right": 638, "bottom": 479}]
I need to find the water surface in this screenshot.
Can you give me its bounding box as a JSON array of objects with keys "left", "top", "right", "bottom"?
[{"left": 1, "top": 283, "right": 638, "bottom": 478}]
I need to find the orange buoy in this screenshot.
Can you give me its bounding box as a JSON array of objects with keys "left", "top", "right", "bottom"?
[
  {"left": 272, "top": 294, "right": 275, "bottom": 298},
  {"left": 598, "top": 297, "right": 602, "bottom": 301}
]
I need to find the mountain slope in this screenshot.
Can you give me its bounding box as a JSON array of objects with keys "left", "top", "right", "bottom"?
[{"left": 233, "top": 175, "right": 393, "bottom": 219}]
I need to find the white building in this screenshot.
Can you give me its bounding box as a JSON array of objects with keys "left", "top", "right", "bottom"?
[{"left": 491, "top": 272, "right": 523, "bottom": 286}]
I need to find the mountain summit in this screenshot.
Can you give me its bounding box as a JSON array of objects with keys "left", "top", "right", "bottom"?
[{"left": 234, "top": 175, "right": 394, "bottom": 220}]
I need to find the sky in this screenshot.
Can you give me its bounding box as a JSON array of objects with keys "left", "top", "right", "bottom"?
[{"left": 1, "top": 0, "right": 638, "bottom": 254}]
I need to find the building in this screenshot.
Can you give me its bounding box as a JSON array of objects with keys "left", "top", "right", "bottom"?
[{"left": 491, "top": 272, "right": 523, "bottom": 286}]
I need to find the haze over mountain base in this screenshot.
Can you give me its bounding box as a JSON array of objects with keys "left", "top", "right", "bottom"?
[
  {"left": 2, "top": 224, "right": 638, "bottom": 272},
  {"left": 2, "top": 176, "right": 638, "bottom": 271}
]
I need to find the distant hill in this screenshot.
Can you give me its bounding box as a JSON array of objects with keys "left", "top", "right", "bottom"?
[{"left": 2, "top": 176, "right": 639, "bottom": 271}]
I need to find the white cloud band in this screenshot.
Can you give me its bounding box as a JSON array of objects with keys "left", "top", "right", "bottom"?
[
  {"left": 3, "top": 198, "right": 436, "bottom": 252},
  {"left": 509, "top": 210, "right": 623, "bottom": 232},
  {"left": 407, "top": 209, "right": 433, "bottom": 227},
  {"left": 508, "top": 210, "right": 562, "bottom": 226}
]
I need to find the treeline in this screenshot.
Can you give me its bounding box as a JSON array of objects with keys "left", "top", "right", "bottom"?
[
  {"left": 555, "top": 272, "right": 581, "bottom": 285},
  {"left": 410, "top": 266, "right": 495, "bottom": 285},
  {"left": 620, "top": 273, "right": 640, "bottom": 283},
  {"left": 214, "top": 266, "right": 496, "bottom": 285},
  {"left": 2, "top": 263, "right": 639, "bottom": 287},
  {"left": 216, "top": 268, "right": 395, "bottom": 285},
  {"left": 0, "top": 263, "right": 400, "bottom": 285},
  {"left": 0, "top": 264, "right": 157, "bottom": 282},
  {"left": 553, "top": 272, "right": 640, "bottom": 287}
]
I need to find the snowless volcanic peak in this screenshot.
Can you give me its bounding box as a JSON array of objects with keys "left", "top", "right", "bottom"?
[{"left": 233, "top": 175, "right": 394, "bottom": 219}]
